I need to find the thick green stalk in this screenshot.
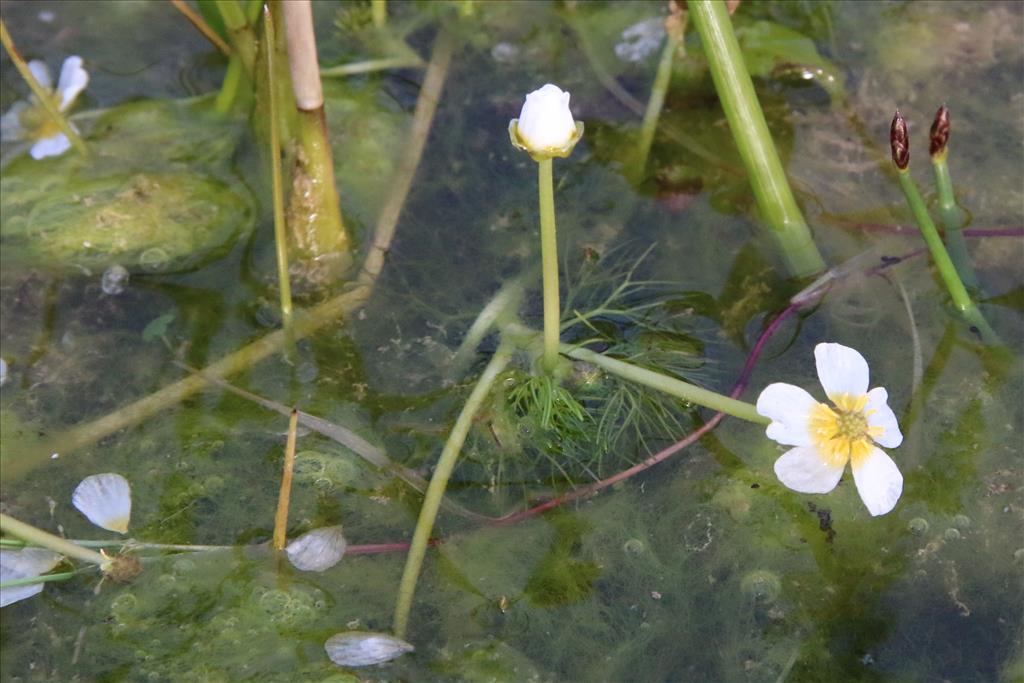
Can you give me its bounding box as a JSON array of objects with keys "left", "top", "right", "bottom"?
[
  {"left": 930, "top": 154, "right": 978, "bottom": 291},
  {"left": 263, "top": 6, "right": 293, "bottom": 327},
  {"left": 687, "top": 0, "right": 824, "bottom": 277},
  {"left": 897, "top": 170, "right": 999, "bottom": 344},
  {"left": 0, "top": 19, "right": 87, "bottom": 156},
  {"left": 538, "top": 158, "right": 561, "bottom": 373},
  {"left": 392, "top": 341, "right": 514, "bottom": 639},
  {"left": 632, "top": 17, "right": 683, "bottom": 182},
  {"left": 563, "top": 345, "right": 767, "bottom": 425},
  {"left": 0, "top": 513, "right": 108, "bottom": 567},
  {"left": 215, "top": 0, "right": 256, "bottom": 75}
]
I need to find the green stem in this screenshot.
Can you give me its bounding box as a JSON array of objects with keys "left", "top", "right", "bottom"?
[
  {"left": 263, "top": 5, "right": 293, "bottom": 327},
  {"left": 372, "top": 0, "right": 387, "bottom": 28},
  {"left": 930, "top": 153, "right": 979, "bottom": 291},
  {"left": 632, "top": 20, "right": 682, "bottom": 182},
  {"left": 562, "top": 344, "right": 767, "bottom": 425},
  {"left": 687, "top": 0, "right": 824, "bottom": 277},
  {"left": 215, "top": 0, "right": 257, "bottom": 76},
  {"left": 393, "top": 341, "right": 514, "bottom": 639},
  {"left": 0, "top": 571, "right": 81, "bottom": 590},
  {"left": 0, "top": 513, "right": 108, "bottom": 568},
  {"left": 320, "top": 55, "right": 425, "bottom": 77},
  {"left": 0, "top": 19, "right": 88, "bottom": 156},
  {"left": 538, "top": 158, "right": 561, "bottom": 373},
  {"left": 214, "top": 55, "right": 244, "bottom": 114},
  {"left": 897, "top": 170, "right": 999, "bottom": 344}
]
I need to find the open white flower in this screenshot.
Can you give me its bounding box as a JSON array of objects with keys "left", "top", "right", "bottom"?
[
  {"left": 0, "top": 55, "right": 88, "bottom": 160},
  {"left": 508, "top": 83, "right": 583, "bottom": 160},
  {"left": 756, "top": 343, "right": 904, "bottom": 516}
]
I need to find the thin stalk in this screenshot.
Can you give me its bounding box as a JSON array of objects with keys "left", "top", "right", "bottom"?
[
  {"left": 0, "top": 19, "right": 88, "bottom": 156},
  {"left": 687, "top": 0, "right": 824, "bottom": 277},
  {"left": 215, "top": 0, "right": 256, "bottom": 75},
  {"left": 264, "top": 5, "right": 293, "bottom": 327},
  {"left": 392, "top": 341, "right": 515, "bottom": 639},
  {"left": 0, "top": 513, "right": 108, "bottom": 568},
  {"left": 931, "top": 153, "right": 978, "bottom": 291},
  {"left": 0, "top": 571, "right": 80, "bottom": 590},
  {"left": 372, "top": 0, "right": 387, "bottom": 28},
  {"left": 896, "top": 170, "right": 1000, "bottom": 345},
  {"left": 214, "top": 55, "right": 244, "bottom": 114},
  {"left": 169, "top": 0, "right": 232, "bottom": 56},
  {"left": 272, "top": 410, "right": 299, "bottom": 551},
  {"left": 537, "top": 158, "right": 561, "bottom": 373},
  {"left": 320, "top": 55, "right": 423, "bottom": 77},
  {"left": 562, "top": 344, "right": 767, "bottom": 424},
  {"left": 632, "top": 11, "right": 684, "bottom": 182}
]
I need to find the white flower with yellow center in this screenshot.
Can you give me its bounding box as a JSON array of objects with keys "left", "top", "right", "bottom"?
[
  {"left": 0, "top": 55, "right": 88, "bottom": 160},
  {"left": 756, "top": 343, "right": 904, "bottom": 516}
]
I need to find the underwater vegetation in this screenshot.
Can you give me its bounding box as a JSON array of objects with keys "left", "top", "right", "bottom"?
[{"left": 1, "top": 0, "right": 1022, "bottom": 681}]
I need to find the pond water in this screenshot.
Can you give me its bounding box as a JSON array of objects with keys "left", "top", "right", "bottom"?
[{"left": 1, "top": 1, "right": 1022, "bottom": 681}]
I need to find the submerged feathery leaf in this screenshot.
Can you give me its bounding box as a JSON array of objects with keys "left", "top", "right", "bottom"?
[{"left": 72, "top": 473, "right": 132, "bottom": 534}]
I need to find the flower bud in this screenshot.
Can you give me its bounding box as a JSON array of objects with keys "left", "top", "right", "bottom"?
[
  {"left": 509, "top": 84, "right": 584, "bottom": 160},
  {"left": 890, "top": 109, "right": 909, "bottom": 170},
  {"left": 929, "top": 104, "right": 949, "bottom": 158}
]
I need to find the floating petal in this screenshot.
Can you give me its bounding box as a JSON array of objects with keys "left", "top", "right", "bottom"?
[
  {"left": 851, "top": 447, "right": 903, "bottom": 516},
  {"left": 325, "top": 631, "right": 414, "bottom": 667},
  {"left": 756, "top": 382, "right": 817, "bottom": 447},
  {"left": 72, "top": 473, "right": 131, "bottom": 533},
  {"left": 814, "top": 343, "right": 869, "bottom": 402},
  {"left": 286, "top": 526, "right": 347, "bottom": 572},
  {"left": 773, "top": 445, "right": 844, "bottom": 494},
  {"left": 1, "top": 548, "right": 62, "bottom": 607}
]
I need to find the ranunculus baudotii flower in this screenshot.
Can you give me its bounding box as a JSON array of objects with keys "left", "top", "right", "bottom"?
[
  {"left": 0, "top": 56, "right": 88, "bottom": 160},
  {"left": 509, "top": 83, "right": 583, "bottom": 160},
  {"left": 756, "top": 343, "right": 904, "bottom": 516}
]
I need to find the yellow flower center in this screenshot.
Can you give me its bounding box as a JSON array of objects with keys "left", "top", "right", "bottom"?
[
  {"left": 808, "top": 393, "right": 883, "bottom": 468},
  {"left": 18, "top": 92, "right": 64, "bottom": 142}
]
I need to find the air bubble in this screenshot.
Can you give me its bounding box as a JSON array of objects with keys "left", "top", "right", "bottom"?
[
  {"left": 139, "top": 247, "right": 170, "bottom": 272},
  {"left": 101, "top": 264, "right": 130, "bottom": 295}
]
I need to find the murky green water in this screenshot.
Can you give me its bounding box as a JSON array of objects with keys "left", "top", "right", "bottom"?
[{"left": 1, "top": 1, "right": 1022, "bottom": 681}]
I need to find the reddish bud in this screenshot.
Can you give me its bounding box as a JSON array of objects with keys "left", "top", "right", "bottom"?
[
  {"left": 929, "top": 104, "right": 949, "bottom": 157},
  {"left": 890, "top": 110, "right": 909, "bottom": 170}
]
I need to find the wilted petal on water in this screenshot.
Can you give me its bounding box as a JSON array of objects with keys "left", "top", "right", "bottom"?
[
  {"left": 1, "top": 548, "right": 62, "bottom": 608},
  {"left": 72, "top": 473, "right": 131, "bottom": 533},
  {"left": 324, "top": 631, "right": 414, "bottom": 667},
  {"left": 286, "top": 526, "right": 347, "bottom": 572}
]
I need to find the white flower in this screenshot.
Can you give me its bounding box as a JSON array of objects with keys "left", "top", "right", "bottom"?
[
  {"left": 508, "top": 83, "right": 583, "bottom": 160},
  {"left": 756, "top": 343, "right": 904, "bottom": 516},
  {"left": 0, "top": 55, "right": 88, "bottom": 160}
]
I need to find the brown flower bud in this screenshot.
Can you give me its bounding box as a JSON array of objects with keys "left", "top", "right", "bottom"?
[
  {"left": 890, "top": 110, "right": 909, "bottom": 170},
  {"left": 929, "top": 104, "right": 949, "bottom": 157}
]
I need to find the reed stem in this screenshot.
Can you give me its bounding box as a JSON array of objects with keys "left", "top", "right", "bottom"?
[
  {"left": 272, "top": 410, "right": 299, "bottom": 551},
  {"left": 263, "top": 5, "right": 293, "bottom": 326},
  {"left": 372, "top": 0, "right": 387, "bottom": 28},
  {"left": 0, "top": 513, "right": 108, "bottom": 568},
  {"left": 392, "top": 341, "right": 514, "bottom": 639},
  {"left": 687, "top": 0, "right": 824, "bottom": 277}
]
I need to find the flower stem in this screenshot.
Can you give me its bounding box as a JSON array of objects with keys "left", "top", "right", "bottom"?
[
  {"left": 562, "top": 344, "right": 767, "bottom": 425},
  {"left": 214, "top": 0, "right": 256, "bottom": 75},
  {"left": 393, "top": 340, "right": 514, "bottom": 639},
  {"left": 0, "top": 513, "right": 108, "bottom": 568},
  {"left": 0, "top": 19, "right": 88, "bottom": 157},
  {"left": 169, "top": 0, "right": 232, "bottom": 56},
  {"left": 687, "top": 0, "right": 824, "bottom": 277},
  {"left": 632, "top": 11, "right": 684, "bottom": 182},
  {"left": 537, "top": 158, "right": 561, "bottom": 373},
  {"left": 272, "top": 409, "right": 299, "bottom": 551},
  {"left": 896, "top": 169, "right": 1000, "bottom": 344},
  {"left": 930, "top": 153, "right": 979, "bottom": 291},
  {"left": 372, "top": 0, "right": 387, "bottom": 28}
]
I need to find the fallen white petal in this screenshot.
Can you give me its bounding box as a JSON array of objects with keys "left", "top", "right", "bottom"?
[
  {"left": 30, "top": 133, "right": 71, "bottom": 160},
  {"left": 27, "top": 60, "right": 52, "bottom": 91},
  {"left": 325, "top": 631, "right": 414, "bottom": 667},
  {"left": 1, "top": 548, "right": 62, "bottom": 608},
  {"left": 852, "top": 447, "right": 903, "bottom": 516},
  {"left": 814, "top": 343, "right": 869, "bottom": 402},
  {"left": 865, "top": 387, "right": 903, "bottom": 448},
  {"left": 773, "top": 445, "right": 844, "bottom": 494},
  {"left": 56, "top": 55, "right": 88, "bottom": 110},
  {"left": 756, "top": 382, "right": 818, "bottom": 447},
  {"left": 72, "top": 473, "right": 131, "bottom": 533},
  {"left": 286, "top": 526, "right": 347, "bottom": 572}
]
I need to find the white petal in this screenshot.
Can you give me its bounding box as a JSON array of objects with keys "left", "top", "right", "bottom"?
[
  {"left": 851, "top": 447, "right": 903, "bottom": 516},
  {"left": 1, "top": 548, "right": 62, "bottom": 608},
  {"left": 30, "top": 133, "right": 71, "bottom": 160},
  {"left": 27, "top": 60, "right": 52, "bottom": 91},
  {"left": 325, "top": 631, "right": 414, "bottom": 667},
  {"left": 865, "top": 387, "right": 903, "bottom": 448},
  {"left": 56, "top": 56, "right": 88, "bottom": 110},
  {"left": 72, "top": 473, "right": 131, "bottom": 533},
  {"left": 1, "top": 101, "right": 28, "bottom": 141},
  {"left": 773, "top": 446, "right": 844, "bottom": 494},
  {"left": 756, "top": 382, "right": 817, "bottom": 446},
  {"left": 814, "top": 343, "right": 869, "bottom": 401},
  {"left": 286, "top": 526, "right": 347, "bottom": 572},
  {"left": 516, "top": 83, "right": 577, "bottom": 152}
]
